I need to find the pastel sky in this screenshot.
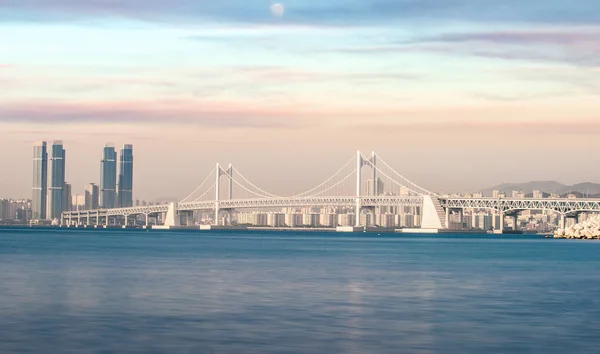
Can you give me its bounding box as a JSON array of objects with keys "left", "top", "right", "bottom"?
[{"left": 1, "top": 0, "right": 600, "bottom": 200}]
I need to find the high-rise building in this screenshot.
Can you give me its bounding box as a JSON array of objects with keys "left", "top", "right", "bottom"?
[
  {"left": 85, "top": 183, "right": 99, "bottom": 210},
  {"left": 0, "top": 198, "right": 8, "bottom": 220},
  {"left": 100, "top": 144, "right": 117, "bottom": 209},
  {"left": 364, "top": 178, "right": 384, "bottom": 196},
  {"left": 47, "top": 141, "right": 66, "bottom": 220},
  {"left": 32, "top": 141, "right": 48, "bottom": 220},
  {"left": 72, "top": 194, "right": 85, "bottom": 211},
  {"left": 118, "top": 144, "right": 134, "bottom": 208},
  {"left": 63, "top": 182, "right": 72, "bottom": 212}
]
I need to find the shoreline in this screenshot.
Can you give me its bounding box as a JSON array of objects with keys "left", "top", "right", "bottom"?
[{"left": 0, "top": 224, "right": 553, "bottom": 237}]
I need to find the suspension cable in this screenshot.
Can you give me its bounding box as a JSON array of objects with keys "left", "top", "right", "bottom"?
[
  {"left": 375, "top": 154, "right": 434, "bottom": 196},
  {"left": 291, "top": 156, "right": 356, "bottom": 197},
  {"left": 308, "top": 170, "right": 356, "bottom": 197},
  {"left": 180, "top": 168, "right": 216, "bottom": 202},
  {"left": 192, "top": 183, "right": 217, "bottom": 202},
  {"left": 230, "top": 167, "right": 281, "bottom": 198}
]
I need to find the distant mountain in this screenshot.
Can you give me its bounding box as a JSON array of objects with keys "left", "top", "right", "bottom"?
[{"left": 480, "top": 181, "right": 600, "bottom": 197}]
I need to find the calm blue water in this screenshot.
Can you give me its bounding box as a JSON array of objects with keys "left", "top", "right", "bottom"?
[{"left": 1, "top": 229, "right": 599, "bottom": 353}]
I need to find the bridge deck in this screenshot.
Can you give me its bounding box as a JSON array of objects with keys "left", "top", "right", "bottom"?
[{"left": 62, "top": 196, "right": 600, "bottom": 220}]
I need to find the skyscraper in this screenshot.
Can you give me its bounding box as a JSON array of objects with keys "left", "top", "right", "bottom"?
[
  {"left": 100, "top": 144, "right": 117, "bottom": 209},
  {"left": 118, "top": 144, "right": 134, "bottom": 208},
  {"left": 63, "top": 182, "right": 72, "bottom": 212},
  {"left": 32, "top": 141, "right": 48, "bottom": 220},
  {"left": 85, "top": 183, "right": 99, "bottom": 210},
  {"left": 364, "top": 178, "right": 384, "bottom": 196},
  {"left": 47, "top": 141, "right": 66, "bottom": 220}
]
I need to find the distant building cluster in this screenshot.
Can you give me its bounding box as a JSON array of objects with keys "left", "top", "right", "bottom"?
[
  {"left": 30, "top": 141, "right": 134, "bottom": 222},
  {"left": 0, "top": 199, "right": 32, "bottom": 224},
  {"left": 204, "top": 207, "right": 561, "bottom": 232},
  {"left": 229, "top": 206, "right": 422, "bottom": 229}
]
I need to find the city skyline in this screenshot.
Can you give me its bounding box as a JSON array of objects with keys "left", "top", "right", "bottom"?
[
  {"left": 1, "top": 1, "right": 600, "bottom": 199},
  {"left": 29, "top": 141, "right": 134, "bottom": 220},
  {"left": 2, "top": 141, "right": 600, "bottom": 201}
]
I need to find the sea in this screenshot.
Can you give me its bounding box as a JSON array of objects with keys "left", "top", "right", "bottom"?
[{"left": 1, "top": 228, "right": 599, "bottom": 353}]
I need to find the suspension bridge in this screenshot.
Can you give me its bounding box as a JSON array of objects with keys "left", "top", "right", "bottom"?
[{"left": 62, "top": 151, "right": 600, "bottom": 231}]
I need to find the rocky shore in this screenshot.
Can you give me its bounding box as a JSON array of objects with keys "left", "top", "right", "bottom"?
[{"left": 554, "top": 215, "right": 600, "bottom": 239}]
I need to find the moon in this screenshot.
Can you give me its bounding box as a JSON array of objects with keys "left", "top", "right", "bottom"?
[{"left": 270, "top": 3, "right": 285, "bottom": 17}]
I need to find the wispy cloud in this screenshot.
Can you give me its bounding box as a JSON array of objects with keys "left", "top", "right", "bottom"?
[
  {"left": 228, "top": 66, "right": 423, "bottom": 84},
  {"left": 339, "top": 27, "right": 600, "bottom": 67},
  {"left": 0, "top": 100, "right": 313, "bottom": 128},
  {"left": 428, "top": 30, "right": 600, "bottom": 46},
  {"left": 2, "top": 0, "right": 600, "bottom": 25},
  {"left": 469, "top": 91, "right": 573, "bottom": 102},
  {"left": 353, "top": 120, "right": 600, "bottom": 136},
  {"left": 501, "top": 66, "right": 600, "bottom": 96}
]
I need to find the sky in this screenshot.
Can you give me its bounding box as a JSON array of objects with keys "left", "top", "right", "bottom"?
[{"left": 1, "top": 0, "right": 600, "bottom": 200}]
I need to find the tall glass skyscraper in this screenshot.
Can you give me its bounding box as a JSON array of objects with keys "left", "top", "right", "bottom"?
[
  {"left": 47, "top": 141, "right": 66, "bottom": 220},
  {"left": 118, "top": 144, "right": 134, "bottom": 208},
  {"left": 32, "top": 141, "right": 48, "bottom": 220},
  {"left": 100, "top": 144, "right": 117, "bottom": 209}
]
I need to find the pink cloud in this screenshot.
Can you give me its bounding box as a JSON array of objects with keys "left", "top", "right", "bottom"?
[
  {"left": 353, "top": 120, "right": 600, "bottom": 137},
  {"left": 0, "top": 99, "right": 324, "bottom": 128}
]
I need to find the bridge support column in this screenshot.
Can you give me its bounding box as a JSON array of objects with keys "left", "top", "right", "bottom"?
[
  {"left": 421, "top": 196, "right": 445, "bottom": 229},
  {"left": 355, "top": 151, "right": 362, "bottom": 227},
  {"left": 499, "top": 212, "right": 505, "bottom": 232},
  {"left": 560, "top": 214, "right": 566, "bottom": 230},
  {"left": 217, "top": 209, "right": 232, "bottom": 226},
  {"left": 163, "top": 202, "right": 181, "bottom": 227},
  {"left": 215, "top": 163, "right": 222, "bottom": 226},
  {"left": 227, "top": 164, "right": 233, "bottom": 200}
]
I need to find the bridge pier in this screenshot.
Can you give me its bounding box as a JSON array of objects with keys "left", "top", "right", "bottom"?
[
  {"left": 504, "top": 211, "right": 519, "bottom": 231},
  {"left": 358, "top": 206, "right": 376, "bottom": 227},
  {"left": 492, "top": 210, "right": 505, "bottom": 232},
  {"left": 566, "top": 212, "right": 581, "bottom": 227},
  {"left": 216, "top": 209, "right": 232, "bottom": 226},
  {"left": 355, "top": 151, "right": 362, "bottom": 227},
  {"left": 162, "top": 202, "right": 181, "bottom": 227}
]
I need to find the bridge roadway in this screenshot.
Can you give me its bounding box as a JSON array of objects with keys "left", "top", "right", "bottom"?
[
  {"left": 441, "top": 197, "right": 600, "bottom": 215},
  {"left": 61, "top": 196, "right": 600, "bottom": 227},
  {"left": 61, "top": 196, "right": 424, "bottom": 223}
]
